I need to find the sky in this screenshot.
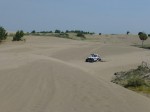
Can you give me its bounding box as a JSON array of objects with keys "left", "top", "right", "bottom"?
[{"left": 0, "top": 0, "right": 150, "bottom": 34}]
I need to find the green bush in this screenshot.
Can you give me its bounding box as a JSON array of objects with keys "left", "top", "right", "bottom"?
[
  {"left": 76, "top": 33, "right": 86, "bottom": 39},
  {"left": 13, "top": 30, "right": 24, "bottom": 41},
  {"left": 124, "top": 77, "right": 146, "bottom": 88},
  {"left": 54, "top": 33, "right": 70, "bottom": 39},
  {"left": 0, "top": 27, "right": 7, "bottom": 42}
]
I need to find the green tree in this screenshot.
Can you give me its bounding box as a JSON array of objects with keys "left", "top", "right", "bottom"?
[
  {"left": 0, "top": 27, "right": 7, "bottom": 42},
  {"left": 127, "top": 31, "right": 130, "bottom": 35},
  {"left": 55, "top": 30, "right": 61, "bottom": 33},
  {"left": 13, "top": 30, "right": 24, "bottom": 41},
  {"left": 138, "top": 32, "right": 148, "bottom": 47},
  {"left": 31, "top": 30, "right": 36, "bottom": 33}
]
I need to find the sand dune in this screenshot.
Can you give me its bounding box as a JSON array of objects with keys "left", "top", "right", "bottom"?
[{"left": 0, "top": 35, "right": 150, "bottom": 112}]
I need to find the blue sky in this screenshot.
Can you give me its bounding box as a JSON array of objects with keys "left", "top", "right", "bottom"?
[{"left": 1, "top": 0, "right": 150, "bottom": 34}]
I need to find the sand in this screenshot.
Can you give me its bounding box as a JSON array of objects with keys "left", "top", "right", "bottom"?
[{"left": 0, "top": 35, "right": 150, "bottom": 112}]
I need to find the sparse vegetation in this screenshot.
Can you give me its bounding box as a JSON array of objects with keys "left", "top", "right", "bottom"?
[
  {"left": 112, "top": 62, "right": 150, "bottom": 95},
  {"left": 13, "top": 30, "right": 24, "bottom": 41},
  {"left": 29, "top": 29, "right": 93, "bottom": 40},
  {"left": 54, "top": 33, "right": 70, "bottom": 39},
  {"left": 0, "top": 27, "right": 8, "bottom": 42}
]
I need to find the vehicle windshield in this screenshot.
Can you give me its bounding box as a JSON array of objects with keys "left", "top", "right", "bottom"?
[{"left": 91, "top": 54, "right": 98, "bottom": 57}]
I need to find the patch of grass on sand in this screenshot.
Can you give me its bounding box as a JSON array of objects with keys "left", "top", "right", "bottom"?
[
  {"left": 112, "top": 62, "right": 150, "bottom": 97},
  {"left": 128, "top": 86, "right": 150, "bottom": 94}
]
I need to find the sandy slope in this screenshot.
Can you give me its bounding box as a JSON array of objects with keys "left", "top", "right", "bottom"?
[{"left": 0, "top": 35, "right": 150, "bottom": 112}]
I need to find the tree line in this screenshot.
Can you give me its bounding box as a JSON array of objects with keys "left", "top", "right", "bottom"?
[
  {"left": 31, "top": 29, "right": 95, "bottom": 35},
  {"left": 1, "top": 26, "right": 150, "bottom": 46}
]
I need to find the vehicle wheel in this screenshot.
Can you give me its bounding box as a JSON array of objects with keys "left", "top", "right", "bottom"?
[
  {"left": 98, "top": 59, "right": 101, "bottom": 61},
  {"left": 91, "top": 59, "right": 94, "bottom": 63}
]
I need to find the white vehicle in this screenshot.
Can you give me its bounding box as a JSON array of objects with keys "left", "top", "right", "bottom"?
[{"left": 85, "top": 54, "right": 101, "bottom": 62}]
